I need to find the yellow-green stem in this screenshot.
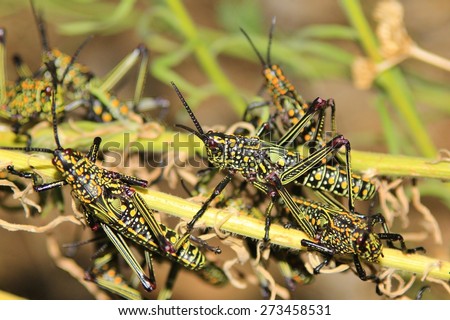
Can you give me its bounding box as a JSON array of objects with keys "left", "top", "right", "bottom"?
[
  {"left": 0, "top": 153, "right": 448, "bottom": 281},
  {"left": 165, "top": 0, "right": 246, "bottom": 115},
  {"left": 1, "top": 122, "right": 449, "bottom": 180},
  {"left": 351, "top": 150, "right": 450, "bottom": 179},
  {"left": 129, "top": 187, "right": 450, "bottom": 281}
]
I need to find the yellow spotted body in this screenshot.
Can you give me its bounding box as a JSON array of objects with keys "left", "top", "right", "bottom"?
[
  {"left": 203, "top": 131, "right": 375, "bottom": 201},
  {"left": 288, "top": 197, "right": 383, "bottom": 262},
  {"left": 41, "top": 49, "right": 92, "bottom": 99},
  {"left": 241, "top": 24, "right": 318, "bottom": 144},
  {"left": 87, "top": 91, "right": 131, "bottom": 123},
  {"left": 263, "top": 65, "right": 314, "bottom": 141},
  {"left": 52, "top": 147, "right": 205, "bottom": 271},
  {"left": 1, "top": 26, "right": 75, "bottom": 136},
  {"left": 0, "top": 78, "right": 65, "bottom": 131},
  {"left": 41, "top": 48, "right": 133, "bottom": 123},
  {"left": 296, "top": 164, "right": 376, "bottom": 200}
]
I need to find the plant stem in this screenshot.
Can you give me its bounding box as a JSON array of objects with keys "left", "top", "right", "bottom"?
[
  {"left": 351, "top": 150, "right": 450, "bottom": 179},
  {"left": 1, "top": 151, "right": 448, "bottom": 280},
  {"left": 340, "top": 0, "right": 437, "bottom": 158},
  {"left": 0, "top": 290, "right": 25, "bottom": 300},
  {"left": 1, "top": 122, "right": 449, "bottom": 180},
  {"left": 164, "top": 0, "right": 246, "bottom": 115},
  {"left": 126, "top": 187, "right": 450, "bottom": 281}
]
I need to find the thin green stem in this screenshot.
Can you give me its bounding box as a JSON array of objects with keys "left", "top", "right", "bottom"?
[
  {"left": 1, "top": 122, "right": 449, "bottom": 180},
  {"left": 351, "top": 150, "right": 450, "bottom": 180},
  {"left": 1, "top": 152, "right": 448, "bottom": 281},
  {"left": 340, "top": 0, "right": 437, "bottom": 158},
  {"left": 164, "top": 0, "right": 246, "bottom": 115},
  {"left": 375, "top": 95, "right": 402, "bottom": 154}
]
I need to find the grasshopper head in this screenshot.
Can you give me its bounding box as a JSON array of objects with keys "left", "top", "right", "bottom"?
[{"left": 353, "top": 229, "right": 383, "bottom": 263}]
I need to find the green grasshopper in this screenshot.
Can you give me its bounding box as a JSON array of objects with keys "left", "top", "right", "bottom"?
[
  {"left": 286, "top": 192, "right": 425, "bottom": 280},
  {"left": 30, "top": 1, "right": 160, "bottom": 124},
  {"left": 241, "top": 18, "right": 334, "bottom": 146},
  {"left": 0, "top": 28, "right": 65, "bottom": 144},
  {"left": 171, "top": 82, "right": 363, "bottom": 246},
  {"left": 0, "top": 2, "right": 166, "bottom": 146},
  {"left": 2, "top": 89, "right": 211, "bottom": 292}
]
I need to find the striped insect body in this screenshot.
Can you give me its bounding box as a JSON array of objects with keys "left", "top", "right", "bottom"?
[
  {"left": 172, "top": 82, "right": 355, "bottom": 246},
  {"left": 240, "top": 18, "right": 319, "bottom": 144},
  {"left": 288, "top": 195, "right": 424, "bottom": 280},
  {"left": 2, "top": 88, "right": 210, "bottom": 293}
]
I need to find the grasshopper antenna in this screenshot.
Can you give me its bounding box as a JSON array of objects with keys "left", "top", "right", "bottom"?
[
  {"left": 267, "top": 16, "right": 277, "bottom": 66},
  {"left": 171, "top": 82, "right": 205, "bottom": 135}
]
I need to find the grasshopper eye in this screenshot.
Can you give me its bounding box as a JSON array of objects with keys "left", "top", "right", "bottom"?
[
  {"left": 208, "top": 139, "right": 218, "bottom": 149},
  {"left": 44, "top": 86, "right": 52, "bottom": 96},
  {"left": 356, "top": 232, "right": 368, "bottom": 249},
  {"left": 207, "top": 138, "right": 222, "bottom": 153}
]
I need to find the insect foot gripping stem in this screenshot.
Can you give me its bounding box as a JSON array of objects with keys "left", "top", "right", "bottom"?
[{"left": 1, "top": 88, "right": 181, "bottom": 292}]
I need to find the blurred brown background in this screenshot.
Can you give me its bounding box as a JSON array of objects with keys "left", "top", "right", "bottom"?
[{"left": 0, "top": 0, "right": 449, "bottom": 299}]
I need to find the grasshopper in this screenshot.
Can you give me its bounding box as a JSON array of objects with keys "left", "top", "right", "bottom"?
[
  {"left": 2, "top": 89, "right": 211, "bottom": 292},
  {"left": 171, "top": 82, "right": 362, "bottom": 246}
]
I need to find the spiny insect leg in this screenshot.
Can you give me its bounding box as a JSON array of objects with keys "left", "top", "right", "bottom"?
[
  {"left": 368, "top": 213, "right": 426, "bottom": 254},
  {"left": 277, "top": 97, "right": 331, "bottom": 147},
  {"left": 132, "top": 193, "right": 175, "bottom": 253},
  {"left": 102, "top": 223, "right": 156, "bottom": 291},
  {"left": 300, "top": 239, "right": 334, "bottom": 275},
  {"left": 7, "top": 165, "right": 67, "bottom": 192},
  {"left": 378, "top": 233, "right": 425, "bottom": 254},
  {"left": 144, "top": 250, "right": 157, "bottom": 290},
  {"left": 263, "top": 200, "right": 274, "bottom": 244},
  {"left": 176, "top": 173, "right": 233, "bottom": 251},
  {"left": 353, "top": 255, "right": 378, "bottom": 281},
  {"left": 188, "top": 234, "right": 221, "bottom": 254}
]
